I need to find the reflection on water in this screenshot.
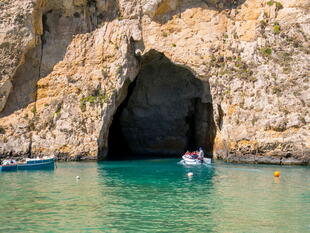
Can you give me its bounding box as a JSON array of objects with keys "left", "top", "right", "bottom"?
[
  {"left": 0, "top": 160, "right": 309, "bottom": 232},
  {"left": 96, "top": 160, "right": 216, "bottom": 232}
]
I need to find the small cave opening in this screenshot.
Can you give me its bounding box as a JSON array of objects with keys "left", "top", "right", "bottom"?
[
  {"left": 107, "top": 51, "right": 216, "bottom": 160},
  {"left": 1, "top": 9, "right": 93, "bottom": 117}
]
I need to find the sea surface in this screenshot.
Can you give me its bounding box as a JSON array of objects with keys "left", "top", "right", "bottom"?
[{"left": 0, "top": 159, "right": 309, "bottom": 233}]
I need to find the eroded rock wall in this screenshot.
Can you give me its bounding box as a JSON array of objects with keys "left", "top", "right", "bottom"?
[
  {"left": 0, "top": 0, "right": 141, "bottom": 159},
  {"left": 140, "top": 0, "right": 310, "bottom": 164},
  {"left": 0, "top": 0, "right": 309, "bottom": 163}
]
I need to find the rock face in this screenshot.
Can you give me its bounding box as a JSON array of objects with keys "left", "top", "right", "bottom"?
[{"left": 0, "top": 0, "right": 309, "bottom": 164}]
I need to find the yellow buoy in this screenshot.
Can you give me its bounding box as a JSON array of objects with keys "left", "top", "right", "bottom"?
[{"left": 274, "top": 171, "right": 281, "bottom": 177}]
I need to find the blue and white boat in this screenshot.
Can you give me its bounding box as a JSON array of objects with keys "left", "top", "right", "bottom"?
[
  {"left": 0, "top": 160, "right": 17, "bottom": 172},
  {"left": 0, "top": 156, "right": 55, "bottom": 172},
  {"left": 18, "top": 156, "right": 55, "bottom": 170}
]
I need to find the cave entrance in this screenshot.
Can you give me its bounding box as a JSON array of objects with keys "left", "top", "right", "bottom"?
[{"left": 107, "top": 51, "right": 215, "bottom": 160}]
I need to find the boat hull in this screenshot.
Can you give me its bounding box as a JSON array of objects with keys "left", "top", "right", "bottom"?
[
  {"left": 0, "top": 165, "right": 18, "bottom": 172},
  {"left": 179, "top": 158, "right": 211, "bottom": 165},
  {"left": 17, "top": 161, "right": 55, "bottom": 171},
  {"left": 1, "top": 158, "right": 55, "bottom": 172}
]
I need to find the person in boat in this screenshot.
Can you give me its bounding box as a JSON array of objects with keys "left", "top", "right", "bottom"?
[
  {"left": 190, "top": 152, "right": 198, "bottom": 159},
  {"left": 198, "top": 147, "right": 204, "bottom": 161}
]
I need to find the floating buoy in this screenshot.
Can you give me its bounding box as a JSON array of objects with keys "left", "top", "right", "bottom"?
[
  {"left": 187, "top": 172, "right": 193, "bottom": 177},
  {"left": 76, "top": 176, "right": 80, "bottom": 179},
  {"left": 274, "top": 171, "right": 281, "bottom": 177}
]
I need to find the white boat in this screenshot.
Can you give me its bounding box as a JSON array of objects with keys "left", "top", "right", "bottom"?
[{"left": 179, "top": 150, "right": 211, "bottom": 165}]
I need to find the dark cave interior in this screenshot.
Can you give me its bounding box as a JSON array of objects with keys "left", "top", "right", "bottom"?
[{"left": 107, "top": 51, "right": 216, "bottom": 160}]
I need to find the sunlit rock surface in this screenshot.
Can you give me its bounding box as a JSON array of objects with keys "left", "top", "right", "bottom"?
[{"left": 0, "top": 0, "right": 309, "bottom": 164}]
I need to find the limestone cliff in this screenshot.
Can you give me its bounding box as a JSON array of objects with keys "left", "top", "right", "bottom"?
[{"left": 0, "top": 0, "right": 309, "bottom": 164}]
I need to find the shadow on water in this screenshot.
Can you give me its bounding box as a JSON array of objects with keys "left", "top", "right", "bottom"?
[
  {"left": 95, "top": 159, "right": 217, "bottom": 231},
  {"left": 97, "top": 159, "right": 216, "bottom": 193}
]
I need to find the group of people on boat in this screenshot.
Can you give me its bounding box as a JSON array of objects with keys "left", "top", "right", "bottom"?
[
  {"left": 180, "top": 147, "right": 211, "bottom": 165},
  {"left": 183, "top": 147, "right": 205, "bottom": 161}
]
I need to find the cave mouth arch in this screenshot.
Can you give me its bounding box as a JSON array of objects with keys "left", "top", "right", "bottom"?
[{"left": 107, "top": 51, "right": 216, "bottom": 160}]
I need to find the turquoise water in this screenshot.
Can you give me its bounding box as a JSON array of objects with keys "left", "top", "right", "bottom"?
[{"left": 0, "top": 159, "right": 309, "bottom": 233}]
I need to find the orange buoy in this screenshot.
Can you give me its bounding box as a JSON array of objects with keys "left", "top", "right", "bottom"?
[{"left": 274, "top": 171, "right": 281, "bottom": 177}]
